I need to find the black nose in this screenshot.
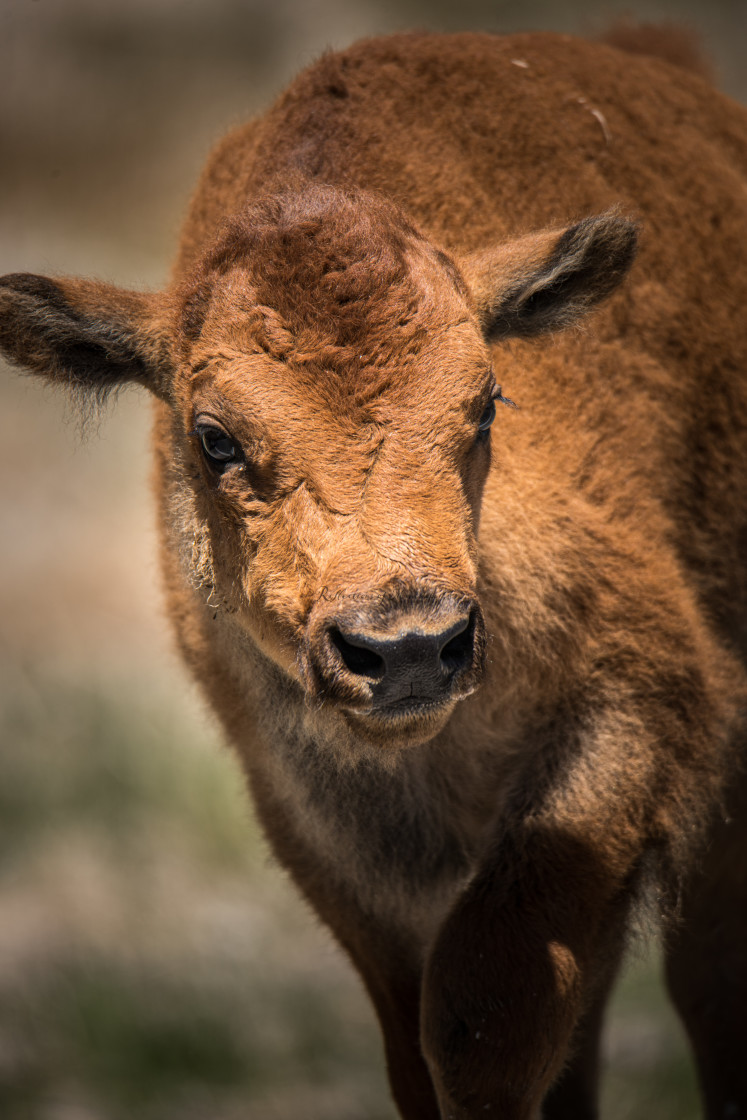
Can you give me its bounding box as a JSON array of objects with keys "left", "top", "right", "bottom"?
[{"left": 328, "top": 612, "right": 475, "bottom": 706}]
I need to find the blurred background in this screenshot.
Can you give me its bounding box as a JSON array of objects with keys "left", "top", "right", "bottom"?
[{"left": 1, "top": 1, "right": 745, "bottom": 1117}]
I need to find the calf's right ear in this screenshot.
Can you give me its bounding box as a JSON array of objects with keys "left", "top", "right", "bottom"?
[{"left": 0, "top": 273, "right": 173, "bottom": 403}]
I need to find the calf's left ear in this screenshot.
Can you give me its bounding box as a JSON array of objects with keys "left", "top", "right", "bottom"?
[
  {"left": 460, "top": 212, "right": 638, "bottom": 341},
  {"left": 0, "top": 273, "right": 173, "bottom": 402}
]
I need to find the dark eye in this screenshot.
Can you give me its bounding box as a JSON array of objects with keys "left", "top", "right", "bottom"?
[
  {"left": 197, "top": 424, "right": 240, "bottom": 468},
  {"left": 477, "top": 399, "right": 496, "bottom": 434}
]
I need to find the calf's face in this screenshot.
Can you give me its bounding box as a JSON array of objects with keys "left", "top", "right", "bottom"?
[
  {"left": 173, "top": 190, "right": 495, "bottom": 746},
  {"left": 0, "top": 186, "right": 636, "bottom": 749}
]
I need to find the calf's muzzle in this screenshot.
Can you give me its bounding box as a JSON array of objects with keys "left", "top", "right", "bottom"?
[{"left": 304, "top": 591, "right": 486, "bottom": 716}]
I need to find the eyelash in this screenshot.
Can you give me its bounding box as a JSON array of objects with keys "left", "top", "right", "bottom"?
[{"left": 475, "top": 385, "right": 516, "bottom": 442}]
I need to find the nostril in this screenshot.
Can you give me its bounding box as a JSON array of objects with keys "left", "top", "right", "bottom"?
[
  {"left": 329, "top": 627, "right": 386, "bottom": 679},
  {"left": 439, "top": 613, "right": 475, "bottom": 675}
]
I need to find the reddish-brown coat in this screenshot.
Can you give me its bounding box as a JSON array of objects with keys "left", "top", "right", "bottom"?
[{"left": 2, "top": 29, "right": 747, "bottom": 1120}]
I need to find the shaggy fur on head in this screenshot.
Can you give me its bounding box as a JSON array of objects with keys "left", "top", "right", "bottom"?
[{"left": 179, "top": 184, "right": 468, "bottom": 402}]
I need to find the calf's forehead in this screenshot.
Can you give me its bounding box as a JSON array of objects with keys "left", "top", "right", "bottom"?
[
  {"left": 185, "top": 311, "right": 490, "bottom": 440},
  {"left": 177, "top": 185, "right": 491, "bottom": 421}
]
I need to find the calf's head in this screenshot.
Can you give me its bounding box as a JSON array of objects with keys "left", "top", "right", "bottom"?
[{"left": 0, "top": 185, "right": 636, "bottom": 749}]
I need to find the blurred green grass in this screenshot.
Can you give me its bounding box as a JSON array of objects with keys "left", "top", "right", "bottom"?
[
  {"left": 0, "top": 679, "right": 252, "bottom": 868},
  {"left": 0, "top": 669, "right": 701, "bottom": 1120},
  {"left": 602, "top": 955, "right": 700, "bottom": 1120},
  {"left": 0, "top": 672, "right": 396, "bottom": 1120}
]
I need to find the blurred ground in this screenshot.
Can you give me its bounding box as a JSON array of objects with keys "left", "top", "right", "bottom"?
[{"left": 1, "top": 1, "right": 744, "bottom": 1117}]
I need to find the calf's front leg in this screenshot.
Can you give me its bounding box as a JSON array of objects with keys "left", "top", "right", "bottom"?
[
  {"left": 421, "top": 823, "right": 635, "bottom": 1120},
  {"left": 418, "top": 668, "right": 731, "bottom": 1120}
]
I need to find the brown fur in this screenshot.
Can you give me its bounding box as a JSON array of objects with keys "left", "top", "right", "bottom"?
[{"left": 2, "top": 29, "right": 747, "bottom": 1120}]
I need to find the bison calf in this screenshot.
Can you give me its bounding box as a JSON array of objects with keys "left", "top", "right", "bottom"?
[{"left": 2, "top": 29, "right": 747, "bottom": 1120}]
